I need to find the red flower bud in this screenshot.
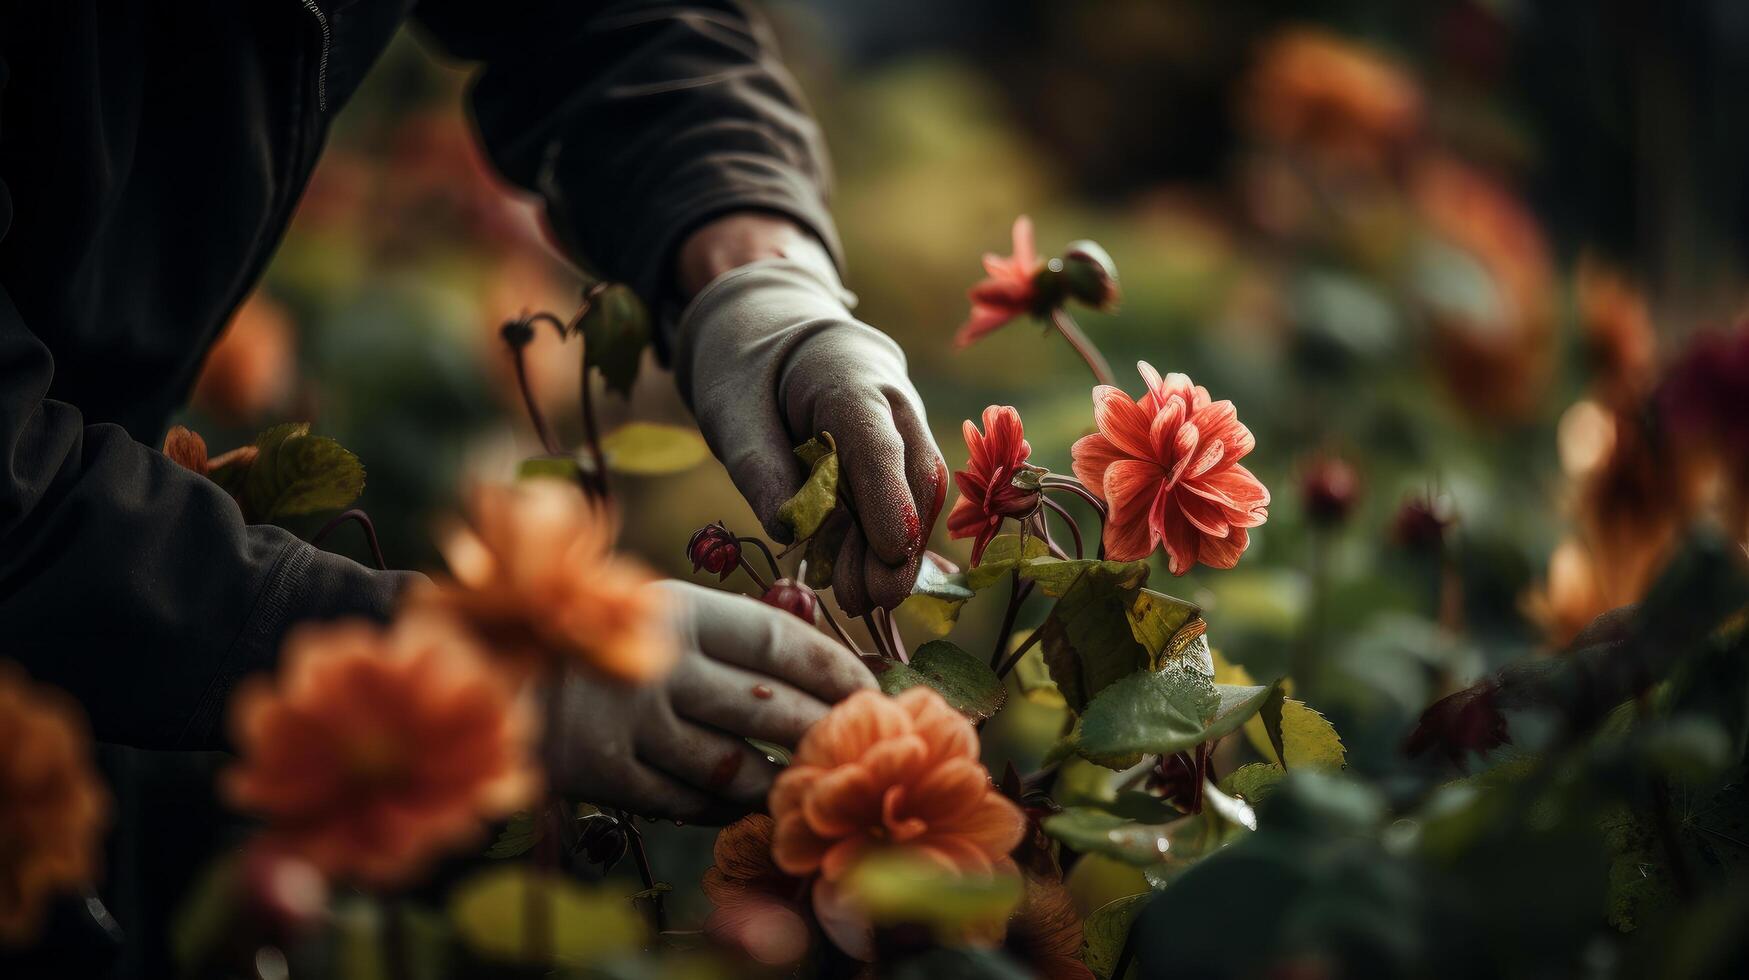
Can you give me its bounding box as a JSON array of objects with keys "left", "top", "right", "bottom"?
[
  {"left": 1300, "top": 455, "right": 1360, "bottom": 526},
  {"left": 761, "top": 579, "right": 817, "bottom": 622},
  {"left": 1391, "top": 493, "right": 1453, "bottom": 553},
  {"left": 1403, "top": 679, "right": 1510, "bottom": 770},
  {"left": 687, "top": 522, "right": 741, "bottom": 580},
  {"left": 1056, "top": 239, "right": 1121, "bottom": 311}
]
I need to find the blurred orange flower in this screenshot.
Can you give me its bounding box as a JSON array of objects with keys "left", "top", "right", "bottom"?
[
  {"left": 414, "top": 481, "right": 675, "bottom": 683},
  {"left": 1071, "top": 362, "right": 1269, "bottom": 572},
  {"left": 770, "top": 688, "right": 1026, "bottom": 959},
  {"left": 1412, "top": 156, "right": 1555, "bottom": 422},
  {"left": 1576, "top": 259, "right": 1657, "bottom": 406},
  {"left": 702, "top": 814, "right": 813, "bottom": 967},
  {"left": 957, "top": 216, "right": 1044, "bottom": 347},
  {"left": 0, "top": 662, "right": 109, "bottom": 945},
  {"left": 193, "top": 292, "right": 296, "bottom": 425},
  {"left": 948, "top": 406, "right": 1040, "bottom": 565},
  {"left": 223, "top": 615, "right": 538, "bottom": 887},
  {"left": 1240, "top": 27, "right": 1422, "bottom": 174}
]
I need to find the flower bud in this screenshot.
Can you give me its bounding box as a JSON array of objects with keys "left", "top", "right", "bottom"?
[
  {"left": 1056, "top": 240, "right": 1121, "bottom": 311},
  {"left": 573, "top": 812, "right": 629, "bottom": 870},
  {"left": 1403, "top": 679, "right": 1509, "bottom": 770},
  {"left": 1391, "top": 493, "right": 1453, "bottom": 552},
  {"left": 761, "top": 578, "right": 818, "bottom": 622},
  {"left": 1299, "top": 455, "right": 1359, "bottom": 526},
  {"left": 241, "top": 845, "right": 328, "bottom": 939},
  {"left": 991, "top": 464, "right": 1047, "bottom": 520},
  {"left": 687, "top": 521, "right": 741, "bottom": 580}
]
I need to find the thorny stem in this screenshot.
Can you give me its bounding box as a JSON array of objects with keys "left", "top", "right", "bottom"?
[
  {"left": 1049, "top": 307, "right": 1115, "bottom": 387},
  {"left": 618, "top": 811, "right": 668, "bottom": 933},
  {"left": 738, "top": 536, "right": 782, "bottom": 581},
  {"left": 815, "top": 599, "right": 867, "bottom": 656},
  {"left": 311, "top": 509, "right": 387, "bottom": 571}
]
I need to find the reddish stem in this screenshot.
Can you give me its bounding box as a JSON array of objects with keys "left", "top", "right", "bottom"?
[
  {"left": 1049, "top": 307, "right": 1115, "bottom": 386},
  {"left": 311, "top": 508, "right": 388, "bottom": 570}
]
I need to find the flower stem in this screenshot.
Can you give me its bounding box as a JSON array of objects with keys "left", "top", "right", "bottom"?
[
  {"left": 619, "top": 811, "right": 668, "bottom": 933},
  {"left": 737, "top": 556, "right": 771, "bottom": 593},
  {"left": 576, "top": 361, "right": 611, "bottom": 502},
  {"left": 990, "top": 569, "right": 1031, "bottom": 670},
  {"left": 816, "top": 599, "right": 866, "bottom": 656},
  {"left": 311, "top": 508, "right": 388, "bottom": 570},
  {"left": 1042, "top": 477, "right": 1108, "bottom": 560},
  {"left": 996, "top": 626, "right": 1045, "bottom": 680},
  {"left": 738, "top": 536, "right": 782, "bottom": 581},
  {"left": 1040, "top": 496, "right": 1084, "bottom": 559},
  {"left": 1049, "top": 307, "right": 1115, "bottom": 387},
  {"left": 862, "top": 613, "right": 896, "bottom": 661},
  {"left": 504, "top": 326, "right": 561, "bottom": 457},
  {"left": 876, "top": 607, "right": 907, "bottom": 663}
]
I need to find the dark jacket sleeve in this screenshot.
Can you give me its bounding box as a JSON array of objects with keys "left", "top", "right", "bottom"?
[
  {"left": 412, "top": 0, "right": 842, "bottom": 335},
  {"left": 0, "top": 71, "right": 416, "bottom": 749}
]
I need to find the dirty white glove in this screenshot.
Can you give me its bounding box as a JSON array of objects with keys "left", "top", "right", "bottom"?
[
  {"left": 546, "top": 580, "right": 875, "bottom": 823},
  {"left": 675, "top": 251, "right": 947, "bottom": 616}
]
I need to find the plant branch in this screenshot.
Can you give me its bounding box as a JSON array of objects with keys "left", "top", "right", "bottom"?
[
  {"left": 1048, "top": 307, "right": 1115, "bottom": 386},
  {"left": 738, "top": 536, "right": 782, "bottom": 581},
  {"left": 816, "top": 598, "right": 867, "bottom": 656},
  {"left": 862, "top": 613, "right": 896, "bottom": 661},
  {"left": 311, "top": 509, "right": 387, "bottom": 570},
  {"left": 990, "top": 569, "right": 1030, "bottom": 669},
  {"left": 996, "top": 625, "right": 1046, "bottom": 679},
  {"left": 1040, "top": 495, "right": 1084, "bottom": 559},
  {"left": 503, "top": 324, "right": 561, "bottom": 456},
  {"left": 619, "top": 811, "right": 668, "bottom": 933},
  {"left": 737, "top": 556, "right": 772, "bottom": 593}
]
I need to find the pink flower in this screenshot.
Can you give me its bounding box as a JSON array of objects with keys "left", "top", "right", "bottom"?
[
  {"left": 1071, "top": 363, "right": 1270, "bottom": 572},
  {"left": 956, "top": 217, "right": 1044, "bottom": 347},
  {"left": 948, "top": 406, "right": 1040, "bottom": 565}
]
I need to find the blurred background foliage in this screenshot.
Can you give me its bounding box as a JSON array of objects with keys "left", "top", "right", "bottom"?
[{"left": 166, "top": 0, "right": 1749, "bottom": 974}]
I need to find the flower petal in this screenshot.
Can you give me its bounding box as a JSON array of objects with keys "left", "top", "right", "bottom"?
[
  {"left": 1092, "top": 386, "right": 1156, "bottom": 458},
  {"left": 1069, "top": 433, "right": 1125, "bottom": 497},
  {"left": 1102, "top": 459, "right": 1162, "bottom": 561}
]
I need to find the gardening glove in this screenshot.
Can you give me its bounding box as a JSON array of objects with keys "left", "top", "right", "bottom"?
[
  {"left": 675, "top": 253, "right": 947, "bottom": 617},
  {"left": 546, "top": 580, "right": 875, "bottom": 823}
]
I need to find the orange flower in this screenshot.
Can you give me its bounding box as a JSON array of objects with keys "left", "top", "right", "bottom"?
[
  {"left": 770, "top": 688, "right": 1026, "bottom": 959},
  {"left": 160, "top": 425, "right": 260, "bottom": 478},
  {"left": 1071, "top": 362, "right": 1270, "bottom": 571},
  {"left": 1240, "top": 27, "right": 1422, "bottom": 174},
  {"left": 702, "top": 815, "right": 813, "bottom": 967},
  {"left": 1412, "top": 156, "right": 1555, "bottom": 421},
  {"left": 957, "top": 216, "right": 1044, "bottom": 348},
  {"left": 1576, "top": 259, "right": 1657, "bottom": 406},
  {"left": 0, "top": 662, "right": 109, "bottom": 945},
  {"left": 413, "top": 481, "right": 675, "bottom": 683},
  {"left": 948, "top": 406, "right": 1041, "bottom": 564},
  {"left": 1003, "top": 876, "right": 1094, "bottom": 980},
  {"left": 193, "top": 292, "right": 296, "bottom": 425},
  {"left": 223, "top": 615, "right": 538, "bottom": 887}
]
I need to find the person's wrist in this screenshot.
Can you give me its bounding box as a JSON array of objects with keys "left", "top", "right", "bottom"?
[{"left": 676, "top": 212, "right": 835, "bottom": 298}]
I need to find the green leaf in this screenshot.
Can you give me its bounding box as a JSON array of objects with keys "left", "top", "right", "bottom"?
[
  {"left": 965, "top": 533, "right": 1054, "bottom": 591},
  {"left": 1074, "top": 669, "right": 1221, "bottom": 763},
  {"left": 847, "top": 851, "right": 1023, "bottom": 931},
  {"left": 485, "top": 811, "right": 540, "bottom": 859},
  {"left": 1043, "top": 808, "right": 1177, "bottom": 866},
  {"left": 1218, "top": 763, "right": 1285, "bottom": 805},
  {"left": 1081, "top": 893, "right": 1149, "bottom": 979},
  {"left": 241, "top": 422, "right": 365, "bottom": 521},
  {"left": 801, "top": 509, "right": 853, "bottom": 589},
  {"left": 1246, "top": 697, "right": 1346, "bottom": 770},
  {"left": 1200, "top": 780, "right": 1258, "bottom": 831},
  {"left": 1011, "top": 637, "right": 1066, "bottom": 708},
  {"left": 1020, "top": 557, "right": 1150, "bottom": 598},
  {"left": 1038, "top": 569, "right": 1151, "bottom": 713},
  {"left": 1126, "top": 590, "right": 1206, "bottom": 672},
  {"left": 898, "top": 559, "right": 977, "bottom": 637},
  {"left": 1207, "top": 682, "right": 1281, "bottom": 744},
  {"left": 598, "top": 422, "right": 709, "bottom": 475},
  {"left": 578, "top": 283, "right": 650, "bottom": 397},
  {"left": 448, "top": 866, "right": 644, "bottom": 967},
  {"left": 775, "top": 432, "right": 839, "bottom": 542},
  {"left": 876, "top": 640, "right": 1006, "bottom": 722}
]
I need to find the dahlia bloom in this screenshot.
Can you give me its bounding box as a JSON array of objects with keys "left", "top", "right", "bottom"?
[
  {"left": 1240, "top": 27, "right": 1422, "bottom": 174},
  {"left": 948, "top": 406, "right": 1040, "bottom": 565},
  {"left": 1071, "top": 363, "right": 1270, "bottom": 572},
  {"left": 770, "top": 688, "right": 1027, "bottom": 959},
  {"left": 956, "top": 216, "right": 1044, "bottom": 347},
  {"left": 0, "top": 663, "right": 109, "bottom": 944},
  {"left": 223, "top": 615, "right": 538, "bottom": 887},
  {"left": 702, "top": 815, "right": 812, "bottom": 967},
  {"left": 416, "top": 481, "right": 675, "bottom": 683}
]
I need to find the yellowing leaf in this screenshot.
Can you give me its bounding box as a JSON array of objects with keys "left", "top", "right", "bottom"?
[
  {"left": 448, "top": 866, "right": 644, "bottom": 967},
  {"left": 599, "top": 422, "right": 709, "bottom": 475},
  {"left": 241, "top": 422, "right": 365, "bottom": 522},
  {"left": 775, "top": 432, "right": 839, "bottom": 542}
]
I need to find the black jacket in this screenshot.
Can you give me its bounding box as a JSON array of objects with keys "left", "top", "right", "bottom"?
[{"left": 0, "top": 0, "right": 839, "bottom": 749}]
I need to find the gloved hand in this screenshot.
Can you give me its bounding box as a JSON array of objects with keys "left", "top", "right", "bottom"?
[
  {"left": 545, "top": 580, "right": 875, "bottom": 823},
  {"left": 674, "top": 236, "right": 947, "bottom": 617}
]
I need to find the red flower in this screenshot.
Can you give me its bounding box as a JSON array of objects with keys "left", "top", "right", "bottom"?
[
  {"left": 687, "top": 522, "right": 741, "bottom": 581},
  {"left": 1071, "top": 363, "right": 1269, "bottom": 572},
  {"left": 948, "top": 406, "right": 1040, "bottom": 565},
  {"left": 956, "top": 217, "right": 1044, "bottom": 348}
]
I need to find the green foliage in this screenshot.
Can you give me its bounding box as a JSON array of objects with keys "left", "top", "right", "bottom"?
[
  {"left": 237, "top": 422, "right": 365, "bottom": 522},
  {"left": 1080, "top": 892, "right": 1149, "bottom": 979},
  {"left": 1043, "top": 808, "right": 1178, "bottom": 866},
  {"left": 448, "top": 866, "right": 644, "bottom": 967},
  {"left": 847, "top": 851, "right": 1023, "bottom": 931},
  {"left": 516, "top": 454, "right": 591, "bottom": 484},
  {"left": 878, "top": 640, "right": 1006, "bottom": 722},
  {"left": 484, "top": 810, "right": 540, "bottom": 859},
  {"left": 965, "top": 533, "right": 1054, "bottom": 590},
  {"left": 897, "top": 555, "right": 980, "bottom": 635},
  {"left": 1073, "top": 669, "right": 1220, "bottom": 763},
  {"left": 1245, "top": 696, "right": 1346, "bottom": 770},
  {"left": 775, "top": 432, "right": 840, "bottom": 542},
  {"left": 598, "top": 421, "right": 709, "bottom": 475},
  {"left": 578, "top": 282, "right": 650, "bottom": 397}
]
